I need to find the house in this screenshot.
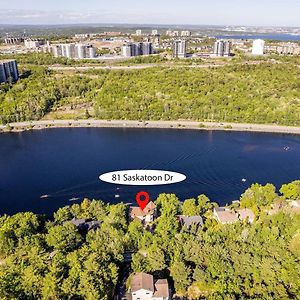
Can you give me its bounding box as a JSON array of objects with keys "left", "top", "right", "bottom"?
[
  {"left": 213, "top": 207, "right": 239, "bottom": 224},
  {"left": 177, "top": 215, "right": 204, "bottom": 228},
  {"left": 129, "top": 201, "right": 157, "bottom": 224},
  {"left": 237, "top": 208, "right": 255, "bottom": 223},
  {"left": 131, "top": 272, "right": 169, "bottom": 300}
]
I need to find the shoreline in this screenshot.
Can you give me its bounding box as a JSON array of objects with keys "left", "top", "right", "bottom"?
[{"left": 1, "top": 119, "right": 300, "bottom": 135}]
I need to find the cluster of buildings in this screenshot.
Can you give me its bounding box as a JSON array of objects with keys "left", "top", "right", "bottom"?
[
  {"left": 121, "top": 42, "right": 154, "bottom": 57},
  {"left": 166, "top": 30, "right": 192, "bottom": 37},
  {"left": 265, "top": 42, "right": 300, "bottom": 55},
  {"left": 135, "top": 29, "right": 192, "bottom": 37},
  {"left": 0, "top": 60, "right": 19, "bottom": 84},
  {"left": 74, "top": 32, "right": 123, "bottom": 40},
  {"left": 4, "top": 37, "right": 24, "bottom": 44}
]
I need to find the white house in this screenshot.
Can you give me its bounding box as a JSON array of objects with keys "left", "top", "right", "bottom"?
[{"left": 131, "top": 272, "right": 169, "bottom": 300}]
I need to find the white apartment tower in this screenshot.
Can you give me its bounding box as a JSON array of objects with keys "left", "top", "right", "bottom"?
[{"left": 252, "top": 39, "right": 265, "bottom": 55}]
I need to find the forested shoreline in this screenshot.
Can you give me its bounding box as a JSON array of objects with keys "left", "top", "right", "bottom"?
[
  {"left": 1, "top": 180, "right": 300, "bottom": 299},
  {"left": 0, "top": 55, "right": 300, "bottom": 126}
]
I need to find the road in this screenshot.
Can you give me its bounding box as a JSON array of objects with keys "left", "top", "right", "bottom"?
[{"left": 2, "top": 119, "right": 300, "bottom": 135}]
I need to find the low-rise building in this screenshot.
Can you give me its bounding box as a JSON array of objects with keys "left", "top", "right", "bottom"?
[{"left": 131, "top": 272, "right": 170, "bottom": 300}]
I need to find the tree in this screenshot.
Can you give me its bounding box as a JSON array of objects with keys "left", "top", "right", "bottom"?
[
  {"left": 240, "top": 183, "right": 277, "bottom": 213},
  {"left": 280, "top": 180, "right": 300, "bottom": 200},
  {"left": 170, "top": 260, "right": 192, "bottom": 295},
  {"left": 146, "top": 245, "right": 166, "bottom": 272},
  {"left": 46, "top": 222, "right": 82, "bottom": 251},
  {"left": 182, "top": 198, "right": 199, "bottom": 216}
]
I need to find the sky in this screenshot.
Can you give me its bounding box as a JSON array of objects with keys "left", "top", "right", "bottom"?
[{"left": 0, "top": 0, "right": 300, "bottom": 26}]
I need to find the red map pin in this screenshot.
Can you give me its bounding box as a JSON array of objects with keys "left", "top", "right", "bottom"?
[{"left": 136, "top": 191, "right": 150, "bottom": 211}]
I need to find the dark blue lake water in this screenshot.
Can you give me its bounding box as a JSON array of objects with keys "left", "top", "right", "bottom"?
[{"left": 1, "top": 128, "right": 300, "bottom": 216}]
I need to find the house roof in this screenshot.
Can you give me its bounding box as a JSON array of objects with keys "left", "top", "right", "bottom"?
[
  {"left": 130, "top": 201, "right": 156, "bottom": 217},
  {"left": 131, "top": 272, "right": 154, "bottom": 293},
  {"left": 178, "top": 215, "right": 204, "bottom": 227},
  {"left": 154, "top": 279, "right": 169, "bottom": 298},
  {"left": 70, "top": 218, "right": 87, "bottom": 227},
  {"left": 214, "top": 208, "right": 239, "bottom": 224},
  {"left": 237, "top": 208, "right": 255, "bottom": 221}
]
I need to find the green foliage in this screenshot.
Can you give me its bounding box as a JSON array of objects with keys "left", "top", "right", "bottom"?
[
  {"left": 280, "top": 180, "right": 300, "bottom": 200},
  {"left": 1, "top": 61, "right": 300, "bottom": 125},
  {"left": 1, "top": 182, "right": 300, "bottom": 299},
  {"left": 182, "top": 198, "right": 199, "bottom": 216},
  {"left": 240, "top": 183, "right": 277, "bottom": 213},
  {"left": 46, "top": 222, "right": 83, "bottom": 252},
  {"left": 0, "top": 200, "right": 126, "bottom": 299}
]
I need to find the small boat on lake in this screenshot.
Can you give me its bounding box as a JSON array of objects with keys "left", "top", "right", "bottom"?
[
  {"left": 69, "top": 197, "right": 80, "bottom": 202},
  {"left": 40, "top": 194, "right": 49, "bottom": 199}
]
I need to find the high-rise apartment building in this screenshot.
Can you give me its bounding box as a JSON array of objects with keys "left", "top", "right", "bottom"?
[
  {"left": 136, "top": 30, "right": 142, "bottom": 36},
  {"left": 0, "top": 60, "right": 19, "bottom": 84},
  {"left": 152, "top": 30, "right": 158, "bottom": 35},
  {"left": 24, "top": 39, "right": 44, "bottom": 49},
  {"left": 4, "top": 37, "right": 24, "bottom": 45},
  {"left": 51, "top": 44, "right": 96, "bottom": 59},
  {"left": 121, "top": 42, "right": 154, "bottom": 57},
  {"left": 214, "top": 40, "right": 231, "bottom": 57},
  {"left": 173, "top": 40, "right": 187, "bottom": 58},
  {"left": 252, "top": 39, "right": 265, "bottom": 55},
  {"left": 141, "top": 42, "right": 153, "bottom": 55}
]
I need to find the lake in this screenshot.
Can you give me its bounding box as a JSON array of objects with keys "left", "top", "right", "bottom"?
[
  {"left": 215, "top": 34, "right": 300, "bottom": 41},
  {"left": 1, "top": 128, "right": 300, "bottom": 216}
]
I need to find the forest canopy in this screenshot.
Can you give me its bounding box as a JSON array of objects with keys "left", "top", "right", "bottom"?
[
  {"left": 0, "top": 181, "right": 300, "bottom": 299},
  {"left": 0, "top": 59, "right": 300, "bottom": 125}
]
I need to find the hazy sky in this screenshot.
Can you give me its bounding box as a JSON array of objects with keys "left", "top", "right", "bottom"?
[{"left": 1, "top": 0, "right": 299, "bottom": 26}]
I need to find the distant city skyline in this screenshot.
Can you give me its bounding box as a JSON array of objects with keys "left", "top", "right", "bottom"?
[{"left": 1, "top": 0, "right": 300, "bottom": 27}]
